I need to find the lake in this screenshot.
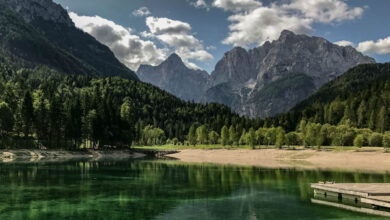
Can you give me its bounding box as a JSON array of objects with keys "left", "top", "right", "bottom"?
[{"left": 0, "top": 158, "right": 389, "bottom": 219}]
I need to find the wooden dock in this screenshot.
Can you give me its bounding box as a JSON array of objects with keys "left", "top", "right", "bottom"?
[{"left": 311, "top": 183, "right": 390, "bottom": 217}]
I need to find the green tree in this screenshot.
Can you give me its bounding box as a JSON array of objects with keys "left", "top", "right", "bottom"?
[
  {"left": 239, "top": 129, "right": 247, "bottom": 145},
  {"left": 21, "top": 91, "right": 34, "bottom": 137},
  {"left": 229, "top": 125, "right": 237, "bottom": 146},
  {"left": 369, "top": 133, "right": 383, "bottom": 147},
  {"left": 188, "top": 125, "right": 197, "bottom": 145},
  {"left": 221, "top": 125, "right": 229, "bottom": 146},
  {"left": 248, "top": 127, "right": 256, "bottom": 149},
  {"left": 285, "top": 132, "right": 300, "bottom": 148},
  {"left": 196, "top": 125, "right": 208, "bottom": 144},
  {"left": 353, "top": 134, "right": 364, "bottom": 148},
  {"left": 275, "top": 127, "right": 285, "bottom": 149},
  {"left": 208, "top": 131, "right": 219, "bottom": 145},
  {"left": 383, "top": 134, "right": 390, "bottom": 150},
  {"left": 0, "top": 102, "right": 14, "bottom": 137},
  {"left": 377, "top": 106, "right": 388, "bottom": 133}
]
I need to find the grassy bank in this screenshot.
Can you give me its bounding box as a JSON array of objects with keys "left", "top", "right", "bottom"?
[{"left": 133, "top": 145, "right": 370, "bottom": 152}]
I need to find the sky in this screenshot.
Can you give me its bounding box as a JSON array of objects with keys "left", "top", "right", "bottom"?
[{"left": 54, "top": 0, "right": 390, "bottom": 73}]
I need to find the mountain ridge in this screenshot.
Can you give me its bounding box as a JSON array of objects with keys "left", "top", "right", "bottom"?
[{"left": 138, "top": 30, "right": 375, "bottom": 118}]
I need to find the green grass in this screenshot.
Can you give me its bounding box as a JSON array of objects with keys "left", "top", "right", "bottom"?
[{"left": 133, "top": 145, "right": 385, "bottom": 152}]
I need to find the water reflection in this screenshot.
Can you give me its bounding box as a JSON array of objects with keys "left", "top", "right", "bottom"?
[{"left": 0, "top": 159, "right": 389, "bottom": 219}]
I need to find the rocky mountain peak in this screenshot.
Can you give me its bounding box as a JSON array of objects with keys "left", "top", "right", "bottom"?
[
  {"left": 136, "top": 54, "right": 209, "bottom": 102},
  {"left": 0, "top": 0, "right": 74, "bottom": 26},
  {"left": 163, "top": 53, "right": 186, "bottom": 68},
  {"left": 204, "top": 30, "right": 376, "bottom": 118}
]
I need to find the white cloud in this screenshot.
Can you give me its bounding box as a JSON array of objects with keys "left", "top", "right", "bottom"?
[
  {"left": 69, "top": 12, "right": 167, "bottom": 70},
  {"left": 334, "top": 40, "right": 355, "bottom": 47},
  {"left": 213, "top": 0, "right": 261, "bottom": 12},
  {"left": 216, "top": 0, "right": 365, "bottom": 47},
  {"left": 357, "top": 36, "right": 390, "bottom": 55},
  {"left": 286, "top": 0, "right": 363, "bottom": 23},
  {"left": 132, "top": 7, "right": 151, "bottom": 17},
  {"left": 190, "top": 0, "right": 209, "bottom": 10},
  {"left": 144, "top": 16, "right": 213, "bottom": 69},
  {"left": 223, "top": 6, "right": 313, "bottom": 46}
]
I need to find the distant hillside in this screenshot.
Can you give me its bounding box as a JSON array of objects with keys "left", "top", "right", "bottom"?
[
  {"left": 0, "top": 0, "right": 138, "bottom": 80},
  {"left": 266, "top": 63, "right": 390, "bottom": 132}
]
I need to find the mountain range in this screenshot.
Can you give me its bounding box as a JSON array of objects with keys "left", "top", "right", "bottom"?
[{"left": 137, "top": 30, "right": 375, "bottom": 118}]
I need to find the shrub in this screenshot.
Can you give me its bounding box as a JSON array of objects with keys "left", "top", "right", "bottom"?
[
  {"left": 383, "top": 134, "right": 390, "bottom": 149},
  {"left": 369, "top": 133, "right": 383, "bottom": 147},
  {"left": 353, "top": 134, "right": 364, "bottom": 148}
]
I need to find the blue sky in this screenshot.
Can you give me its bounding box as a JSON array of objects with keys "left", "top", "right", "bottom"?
[{"left": 55, "top": 0, "right": 390, "bottom": 73}]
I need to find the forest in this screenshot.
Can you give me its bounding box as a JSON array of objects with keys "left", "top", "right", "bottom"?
[
  {"left": 0, "top": 64, "right": 262, "bottom": 149},
  {"left": 1, "top": 62, "right": 390, "bottom": 149}
]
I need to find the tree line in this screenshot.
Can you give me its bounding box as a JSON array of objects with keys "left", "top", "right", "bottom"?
[{"left": 0, "top": 66, "right": 262, "bottom": 149}]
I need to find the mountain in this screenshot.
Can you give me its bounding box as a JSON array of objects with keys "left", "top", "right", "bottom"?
[
  {"left": 0, "top": 0, "right": 138, "bottom": 80},
  {"left": 266, "top": 62, "right": 390, "bottom": 132},
  {"left": 204, "top": 30, "right": 375, "bottom": 118},
  {"left": 137, "top": 53, "right": 209, "bottom": 101}
]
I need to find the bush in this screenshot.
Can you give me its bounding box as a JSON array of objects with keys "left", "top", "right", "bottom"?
[
  {"left": 369, "top": 133, "right": 383, "bottom": 147},
  {"left": 353, "top": 134, "right": 364, "bottom": 148},
  {"left": 383, "top": 135, "right": 390, "bottom": 149}
]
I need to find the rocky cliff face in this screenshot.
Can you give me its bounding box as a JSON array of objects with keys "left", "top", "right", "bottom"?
[
  {"left": 137, "top": 54, "right": 210, "bottom": 102},
  {"left": 0, "top": 0, "right": 73, "bottom": 25},
  {"left": 0, "top": 0, "right": 138, "bottom": 80},
  {"left": 204, "top": 30, "right": 376, "bottom": 118}
]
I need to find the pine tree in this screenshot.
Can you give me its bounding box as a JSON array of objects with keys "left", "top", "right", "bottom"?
[
  {"left": 377, "top": 106, "right": 388, "bottom": 133},
  {"left": 357, "top": 101, "right": 367, "bottom": 127},
  {"left": 0, "top": 102, "right": 14, "bottom": 137},
  {"left": 21, "top": 91, "right": 34, "bottom": 138}
]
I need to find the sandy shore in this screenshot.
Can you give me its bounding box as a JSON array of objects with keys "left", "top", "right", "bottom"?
[
  {"left": 0, "top": 149, "right": 145, "bottom": 162},
  {"left": 169, "top": 148, "right": 390, "bottom": 173}
]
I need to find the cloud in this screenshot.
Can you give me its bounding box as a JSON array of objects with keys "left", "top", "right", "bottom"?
[
  {"left": 223, "top": 6, "right": 313, "bottom": 46},
  {"left": 190, "top": 0, "right": 209, "bottom": 10},
  {"left": 146, "top": 17, "right": 191, "bottom": 35},
  {"left": 334, "top": 40, "right": 355, "bottom": 47},
  {"left": 357, "top": 36, "right": 390, "bottom": 55},
  {"left": 286, "top": 0, "right": 363, "bottom": 23},
  {"left": 69, "top": 12, "right": 167, "bottom": 70},
  {"left": 216, "top": 0, "right": 365, "bottom": 47},
  {"left": 213, "top": 0, "right": 261, "bottom": 12},
  {"left": 144, "top": 16, "right": 213, "bottom": 69},
  {"left": 132, "top": 7, "right": 151, "bottom": 17}
]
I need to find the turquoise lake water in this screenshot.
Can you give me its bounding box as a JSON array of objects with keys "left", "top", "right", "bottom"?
[{"left": 0, "top": 158, "right": 389, "bottom": 219}]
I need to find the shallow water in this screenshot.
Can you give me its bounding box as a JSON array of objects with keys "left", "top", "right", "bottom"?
[{"left": 0, "top": 158, "right": 389, "bottom": 219}]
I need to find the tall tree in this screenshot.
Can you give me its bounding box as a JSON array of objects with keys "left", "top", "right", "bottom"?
[
  {"left": 188, "top": 124, "right": 197, "bottom": 145},
  {"left": 229, "top": 125, "right": 237, "bottom": 146},
  {"left": 196, "top": 125, "right": 208, "bottom": 144},
  {"left": 221, "top": 125, "right": 229, "bottom": 146},
  {"left": 21, "top": 91, "right": 34, "bottom": 137},
  {"left": 0, "top": 102, "right": 14, "bottom": 137},
  {"left": 377, "top": 106, "right": 388, "bottom": 133}
]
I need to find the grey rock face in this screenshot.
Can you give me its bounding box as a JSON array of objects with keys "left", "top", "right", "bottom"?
[
  {"left": 0, "top": 0, "right": 73, "bottom": 25},
  {"left": 137, "top": 54, "right": 210, "bottom": 102},
  {"left": 204, "top": 30, "right": 375, "bottom": 118}
]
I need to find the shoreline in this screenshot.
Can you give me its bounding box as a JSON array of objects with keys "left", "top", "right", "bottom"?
[
  {"left": 0, "top": 149, "right": 146, "bottom": 162},
  {"left": 168, "top": 148, "right": 390, "bottom": 173}
]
